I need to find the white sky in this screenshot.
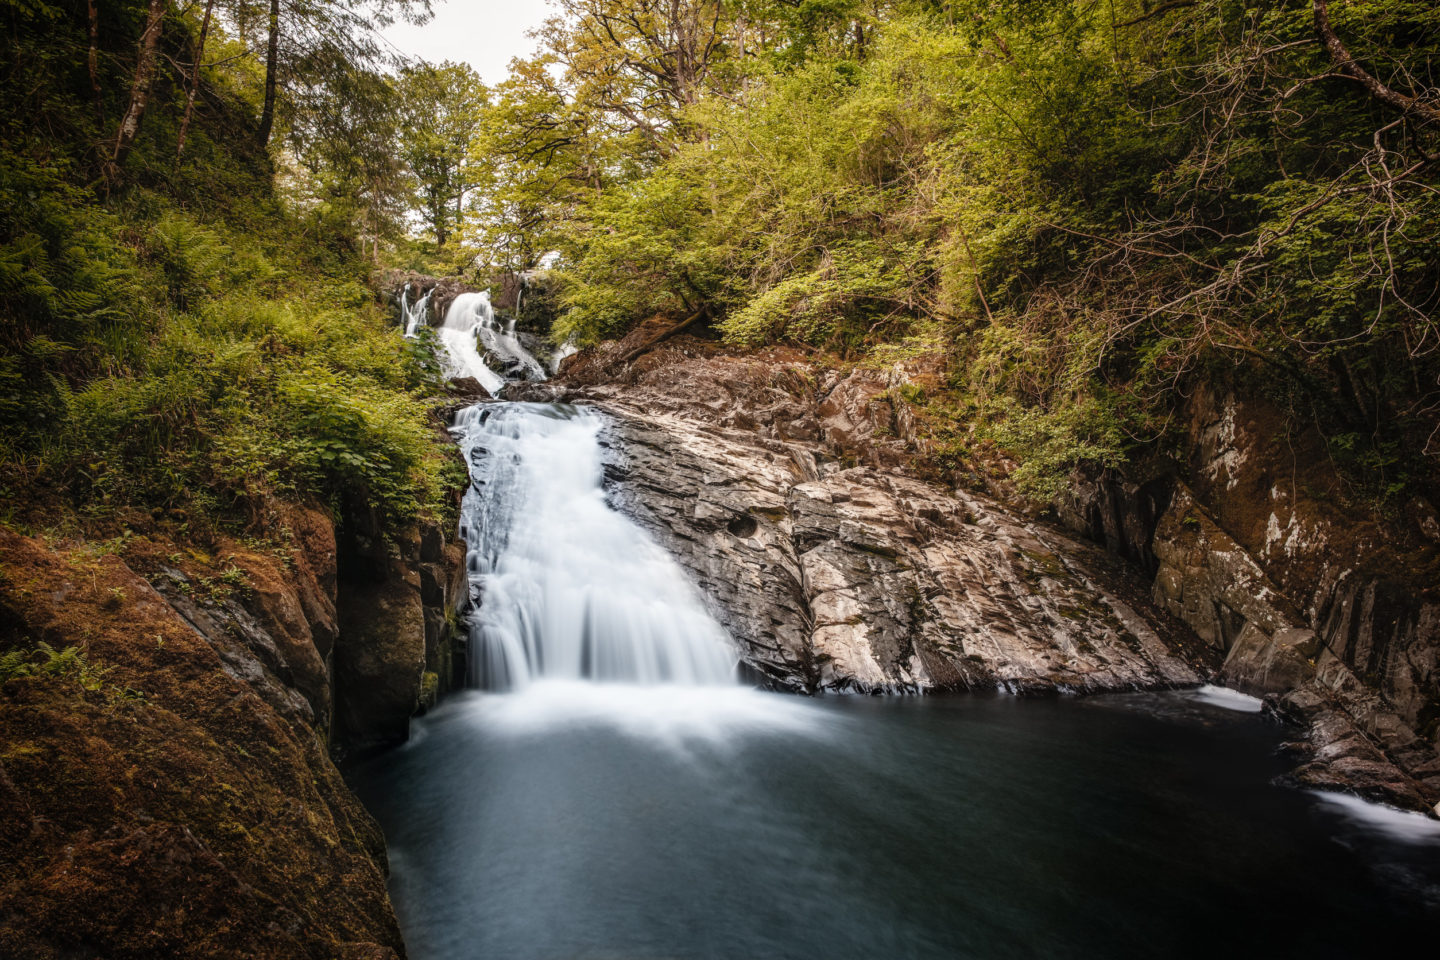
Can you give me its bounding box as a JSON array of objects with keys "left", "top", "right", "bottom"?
[{"left": 381, "top": 0, "right": 556, "bottom": 86}]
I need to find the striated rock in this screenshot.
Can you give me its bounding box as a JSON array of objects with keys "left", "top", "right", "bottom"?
[
  {"left": 1048, "top": 380, "right": 1439, "bottom": 811},
  {"left": 516, "top": 342, "right": 1209, "bottom": 695},
  {"left": 530, "top": 336, "right": 1440, "bottom": 810},
  {"left": 607, "top": 410, "right": 1203, "bottom": 693}
]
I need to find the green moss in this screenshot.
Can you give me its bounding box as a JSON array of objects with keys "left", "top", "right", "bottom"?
[{"left": 419, "top": 671, "right": 440, "bottom": 711}]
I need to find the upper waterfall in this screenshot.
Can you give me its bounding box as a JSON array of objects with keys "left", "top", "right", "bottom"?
[
  {"left": 402, "top": 285, "right": 433, "bottom": 338},
  {"left": 452, "top": 402, "right": 737, "bottom": 689},
  {"left": 402, "top": 286, "right": 550, "bottom": 397},
  {"left": 434, "top": 291, "right": 506, "bottom": 395},
  {"left": 440, "top": 292, "right": 547, "bottom": 392}
]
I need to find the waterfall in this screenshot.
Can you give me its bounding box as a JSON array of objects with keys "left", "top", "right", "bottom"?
[
  {"left": 451, "top": 402, "right": 737, "bottom": 690},
  {"left": 435, "top": 291, "right": 549, "bottom": 396},
  {"left": 402, "top": 287, "right": 433, "bottom": 338},
  {"left": 549, "top": 339, "right": 578, "bottom": 374}
]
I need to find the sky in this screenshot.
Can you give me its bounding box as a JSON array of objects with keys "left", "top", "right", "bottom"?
[{"left": 380, "top": 0, "right": 555, "bottom": 86}]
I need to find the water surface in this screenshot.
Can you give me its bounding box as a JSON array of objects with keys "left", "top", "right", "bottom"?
[{"left": 350, "top": 684, "right": 1440, "bottom": 960}]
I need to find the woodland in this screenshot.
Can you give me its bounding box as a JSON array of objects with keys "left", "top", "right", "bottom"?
[{"left": 1, "top": 0, "right": 1437, "bottom": 530}]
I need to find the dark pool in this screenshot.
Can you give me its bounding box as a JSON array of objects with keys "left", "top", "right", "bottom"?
[{"left": 349, "top": 682, "right": 1439, "bottom": 960}]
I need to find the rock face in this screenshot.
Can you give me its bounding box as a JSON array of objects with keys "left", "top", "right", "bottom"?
[
  {"left": 0, "top": 526, "right": 407, "bottom": 958},
  {"left": 0, "top": 477, "right": 467, "bottom": 954},
  {"left": 1061, "top": 386, "right": 1440, "bottom": 810},
  {"left": 512, "top": 338, "right": 1209, "bottom": 695},
  {"left": 334, "top": 516, "right": 468, "bottom": 754}
]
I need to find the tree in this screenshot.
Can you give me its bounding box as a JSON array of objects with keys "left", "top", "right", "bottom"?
[
  {"left": 255, "top": 0, "right": 432, "bottom": 150},
  {"left": 259, "top": 0, "right": 280, "bottom": 147},
  {"left": 176, "top": 0, "right": 217, "bottom": 158},
  {"left": 110, "top": 0, "right": 168, "bottom": 170},
  {"left": 539, "top": 0, "right": 732, "bottom": 153},
  {"left": 396, "top": 62, "right": 487, "bottom": 250}
]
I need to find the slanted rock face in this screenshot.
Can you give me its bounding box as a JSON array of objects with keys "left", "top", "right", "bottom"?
[
  {"left": 521, "top": 334, "right": 1439, "bottom": 811},
  {"left": 1061, "top": 384, "right": 1440, "bottom": 811},
  {"left": 605, "top": 409, "right": 1202, "bottom": 694},
  {"left": 512, "top": 341, "right": 1208, "bottom": 695}
]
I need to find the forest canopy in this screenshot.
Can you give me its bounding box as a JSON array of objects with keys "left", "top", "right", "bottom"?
[
  {"left": 1, "top": 0, "right": 1436, "bottom": 514},
  {"left": 458, "top": 0, "right": 1440, "bottom": 500}
]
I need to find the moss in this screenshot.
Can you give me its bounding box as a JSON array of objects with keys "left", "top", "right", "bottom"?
[
  {"left": 0, "top": 529, "right": 404, "bottom": 957},
  {"left": 419, "top": 670, "right": 440, "bottom": 711}
]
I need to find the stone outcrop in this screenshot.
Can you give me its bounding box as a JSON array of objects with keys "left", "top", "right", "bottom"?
[
  {"left": 0, "top": 470, "right": 467, "bottom": 954},
  {"left": 521, "top": 328, "right": 1439, "bottom": 812},
  {"left": 0, "top": 527, "right": 407, "bottom": 958},
  {"left": 511, "top": 339, "right": 1210, "bottom": 695},
  {"left": 335, "top": 517, "right": 468, "bottom": 754},
  {"left": 1061, "top": 386, "right": 1440, "bottom": 811}
]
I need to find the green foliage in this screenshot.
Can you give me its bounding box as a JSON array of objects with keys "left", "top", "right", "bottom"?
[
  {"left": 396, "top": 62, "right": 488, "bottom": 250},
  {"left": 2, "top": 642, "right": 112, "bottom": 692},
  {"left": 0, "top": 153, "right": 453, "bottom": 532},
  {"left": 470, "top": 0, "right": 1440, "bottom": 501}
]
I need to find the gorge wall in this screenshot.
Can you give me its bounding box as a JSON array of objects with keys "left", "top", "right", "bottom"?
[
  {"left": 0, "top": 489, "right": 468, "bottom": 957},
  {"left": 1062, "top": 386, "right": 1440, "bottom": 810}
]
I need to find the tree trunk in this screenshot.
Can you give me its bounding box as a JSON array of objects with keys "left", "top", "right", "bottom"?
[
  {"left": 110, "top": 0, "right": 166, "bottom": 169},
  {"left": 86, "top": 0, "right": 102, "bottom": 125},
  {"left": 176, "top": 0, "right": 215, "bottom": 158},
  {"left": 258, "top": 0, "right": 280, "bottom": 147}
]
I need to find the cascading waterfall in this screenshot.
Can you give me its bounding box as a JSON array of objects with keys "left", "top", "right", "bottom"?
[
  {"left": 451, "top": 402, "right": 737, "bottom": 690},
  {"left": 401, "top": 286, "right": 550, "bottom": 397},
  {"left": 434, "top": 293, "right": 507, "bottom": 396},
  {"left": 440, "top": 292, "right": 547, "bottom": 391},
  {"left": 402, "top": 287, "right": 433, "bottom": 338}
]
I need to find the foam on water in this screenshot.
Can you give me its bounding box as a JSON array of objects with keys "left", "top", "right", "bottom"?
[
  {"left": 1311, "top": 791, "right": 1440, "bottom": 844},
  {"left": 427, "top": 680, "right": 832, "bottom": 760},
  {"left": 1191, "top": 684, "right": 1265, "bottom": 713}
]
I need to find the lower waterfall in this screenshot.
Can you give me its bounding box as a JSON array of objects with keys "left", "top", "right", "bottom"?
[{"left": 452, "top": 402, "right": 736, "bottom": 688}]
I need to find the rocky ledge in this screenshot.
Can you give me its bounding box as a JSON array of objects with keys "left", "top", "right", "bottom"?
[
  {"left": 515, "top": 325, "right": 1440, "bottom": 815},
  {"left": 511, "top": 333, "right": 1211, "bottom": 695}
]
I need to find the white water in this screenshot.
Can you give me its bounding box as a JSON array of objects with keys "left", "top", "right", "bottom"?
[
  {"left": 1312, "top": 792, "right": 1440, "bottom": 844},
  {"left": 1191, "top": 684, "right": 1265, "bottom": 713},
  {"left": 452, "top": 402, "right": 737, "bottom": 689},
  {"left": 442, "top": 292, "right": 547, "bottom": 388},
  {"left": 550, "top": 339, "right": 578, "bottom": 373},
  {"left": 402, "top": 286, "right": 433, "bottom": 338}
]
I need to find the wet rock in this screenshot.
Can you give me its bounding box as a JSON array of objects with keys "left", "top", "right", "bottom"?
[
  {"left": 335, "top": 559, "right": 425, "bottom": 751},
  {"left": 1150, "top": 483, "right": 1437, "bottom": 809},
  {"left": 333, "top": 515, "right": 469, "bottom": 752},
  {"left": 528, "top": 345, "right": 1208, "bottom": 694}
]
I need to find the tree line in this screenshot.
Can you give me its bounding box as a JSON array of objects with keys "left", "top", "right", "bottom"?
[{"left": 432, "top": 0, "right": 1439, "bottom": 501}]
